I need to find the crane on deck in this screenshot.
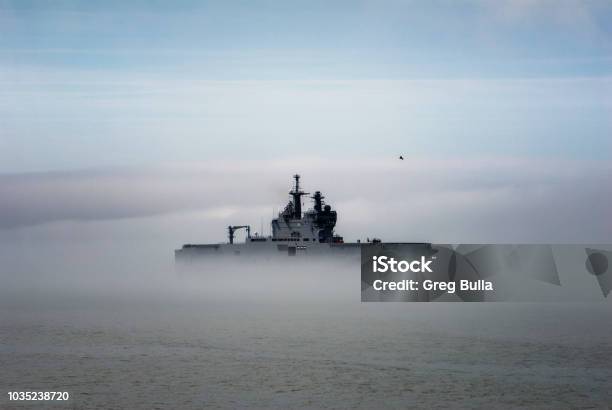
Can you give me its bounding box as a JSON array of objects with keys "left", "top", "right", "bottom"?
[{"left": 228, "top": 225, "right": 251, "bottom": 244}]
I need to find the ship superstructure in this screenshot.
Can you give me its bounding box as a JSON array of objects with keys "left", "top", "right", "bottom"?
[
  {"left": 175, "top": 174, "right": 361, "bottom": 261},
  {"left": 271, "top": 174, "right": 343, "bottom": 244}
]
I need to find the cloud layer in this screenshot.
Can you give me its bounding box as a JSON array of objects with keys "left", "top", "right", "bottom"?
[{"left": 1, "top": 158, "right": 610, "bottom": 243}]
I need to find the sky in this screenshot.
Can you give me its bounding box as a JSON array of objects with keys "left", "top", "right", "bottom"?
[
  {"left": 0, "top": 0, "right": 611, "bottom": 172},
  {"left": 0, "top": 1, "right": 611, "bottom": 242}
]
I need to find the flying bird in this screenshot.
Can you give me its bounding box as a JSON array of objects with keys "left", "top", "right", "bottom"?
[{"left": 399, "top": 155, "right": 404, "bottom": 160}]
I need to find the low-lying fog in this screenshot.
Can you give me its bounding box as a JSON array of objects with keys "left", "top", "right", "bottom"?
[{"left": 1, "top": 158, "right": 610, "bottom": 332}]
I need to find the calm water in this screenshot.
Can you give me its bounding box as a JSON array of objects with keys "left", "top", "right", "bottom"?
[
  {"left": 1, "top": 246, "right": 611, "bottom": 409},
  {"left": 2, "top": 291, "right": 612, "bottom": 408}
]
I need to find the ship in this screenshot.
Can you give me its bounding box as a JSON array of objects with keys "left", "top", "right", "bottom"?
[{"left": 174, "top": 174, "right": 431, "bottom": 265}]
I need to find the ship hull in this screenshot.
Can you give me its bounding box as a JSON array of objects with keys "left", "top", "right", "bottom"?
[
  {"left": 175, "top": 241, "right": 363, "bottom": 265},
  {"left": 174, "top": 241, "right": 433, "bottom": 267}
]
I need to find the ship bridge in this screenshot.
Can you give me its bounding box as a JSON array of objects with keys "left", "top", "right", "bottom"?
[{"left": 270, "top": 175, "right": 342, "bottom": 243}]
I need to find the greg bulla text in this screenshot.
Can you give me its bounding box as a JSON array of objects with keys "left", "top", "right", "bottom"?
[{"left": 370, "top": 256, "right": 493, "bottom": 294}]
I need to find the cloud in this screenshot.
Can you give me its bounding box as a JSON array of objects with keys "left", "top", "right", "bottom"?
[
  {"left": 486, "top": 0, "right": 605, "bottom": 26},
  {"left": 1, "top": 72, "right": 611, "bottom": 173},
  {"left": 1, "top": 157, "right": 610, "bottom": 243}
]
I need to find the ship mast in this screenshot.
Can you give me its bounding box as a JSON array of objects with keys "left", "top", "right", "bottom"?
[{"left": 289, "top": 174, "right": 308, "bottom": 219}]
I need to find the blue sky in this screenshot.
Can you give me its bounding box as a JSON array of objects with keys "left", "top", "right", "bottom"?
[{"left": 1, "top": 0, "right": 611, "bottom": 172}]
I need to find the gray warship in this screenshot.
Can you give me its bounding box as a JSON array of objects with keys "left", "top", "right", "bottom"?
[{"left": 175, "top": 174, "right": 373, "bottom": 263}]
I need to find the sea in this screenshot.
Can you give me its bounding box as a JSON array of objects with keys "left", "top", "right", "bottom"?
[{"left": 1, "top": 239, "right": 611, "bottom": 409}]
